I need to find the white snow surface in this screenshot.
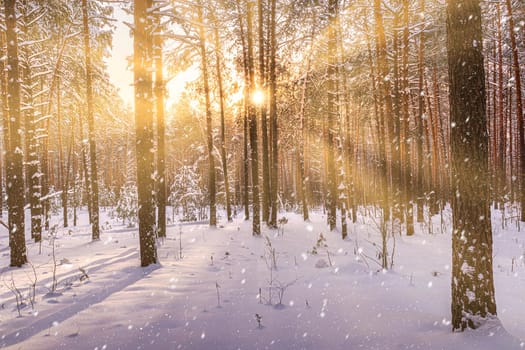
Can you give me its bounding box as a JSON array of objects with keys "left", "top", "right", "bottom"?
[{"left": 0, "top": 207, "right": 524, "bottom": 350}]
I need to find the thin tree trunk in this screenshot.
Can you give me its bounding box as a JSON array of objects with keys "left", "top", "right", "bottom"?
[
  {"left": 79, "top": 111, "right": 92, "bottom": 222},
  {"left": 154, "top": 18, "right": 167, "bottom": 238},
  {"left": 496, "top": 3, "right": 505, "bottom": 200},
  {"left": 55, "top": 77, "right": 69, "bottom": 228},
  {"left": 235, "top": 0, "right": 250, "bottom": 221},
  {"left": 402, "top": 0, "right": 414, "bottom": 235},
  {"left": 298, "top": 50, "right": 311, "bottom": 222},
  {"left": 416, "top": 0, "right": 426, "bottom": 223},
  {"left": 325, "top": 0, "right": 338, "bottom": 231},
  {"left": 1, "top": 19, "right": 9, "bottom": 222},
  {"left": 212, "top": 19, "right": 232, "bottom": 222},
  {"left": 268, "top": 0, "right": 279, "bottom": 228},
  {"left": 505, "top": 0, "right": 525, "bottom": 220},
  {"left": 20, "top": 1, "right": 43, "bottom": 242},
  {"left": 197, "top": 3, "right": 217, "bottom": 227},
  {"left": 5, "top": 0, "right": 28, "bottom": 267},
  {"left": 258, "top": 0, "right": 270, "bottom": 224},
  {"left": 82, "top": 0, "right": 100, "bottom": 240},
  {"left": 247, "top": 0, "right": 261, "bottom": 235},
  {"left": 374, "top": 0, "right": 393, "bottom": 269}
]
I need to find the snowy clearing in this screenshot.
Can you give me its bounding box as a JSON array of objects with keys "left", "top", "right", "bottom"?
[{"left": 0, "top": 208, "right": 524, "bottom": 350}]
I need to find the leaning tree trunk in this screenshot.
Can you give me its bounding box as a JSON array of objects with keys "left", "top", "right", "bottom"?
[
  {"left": 82, "top": 0, "right": 100, "bottom": 240},
  {"left": 5, "top": 0, "right": 28, "bottom": 267},
  {"left": 446, "top": 0, "right": 497, "bottom": 331},
  {"left": 134, "top": 0, "right": 158, "bottom": 266}
]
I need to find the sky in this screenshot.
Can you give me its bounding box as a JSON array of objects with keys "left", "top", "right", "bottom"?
[{"left": 106, "top": 6, "right": 134, "bottom": 107}]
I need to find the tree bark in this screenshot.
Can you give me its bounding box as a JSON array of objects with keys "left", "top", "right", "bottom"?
[
  {"left": 247, "top": 0, "right": 261, "bottom": 235},
  {"left": 197, "top": 2, "right": 217, "bottom": 227},
  {"left": 446, "top": 0, "right": 497, "bottom": 330},
  {"left": 235, "top": 0, "right": 250, "bottom": 221},
  {"left": 134, "top": 0, "right": 158, "bottom": 266},
  {"left": 402, "top": 0, "right": 414, "bottom": 235},
  {"left": 504, "top": 0, "right": 525, "bottom": 220},
  {"left": 416, "top": 0, "right": 426, "bottom": 224},
  {"left": 154, "top": 16, "right": 166, "bottom": 238},
  {"left": 82, "top": 0, "right": 100, "bottom": 240},
  {"left": 5, "top": 0, "right": 28, "bottom": 267},
  {"left": 325, "top": 0, "right": 338, "bottom": 231},
  {"left": 258, "top": 0, "right": 271, "bottom": 224},
  {"left": 212, "top": 17, "right": 232, "bottom": 222},
  {"left": 268, "top": 0, "right": 279, "bottom": 228}
]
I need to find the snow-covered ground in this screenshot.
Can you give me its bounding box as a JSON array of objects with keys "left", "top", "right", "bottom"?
[{"left": 0, "top": 206, "right": 524, "bottom": 350}]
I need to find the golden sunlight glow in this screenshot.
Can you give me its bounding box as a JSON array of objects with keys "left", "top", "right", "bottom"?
[
  {"left": 251, "top": 89, "right": 265, "bottom": 106},
  {"left": 167, "top": 64, "right": 200, "bottom": 105}
]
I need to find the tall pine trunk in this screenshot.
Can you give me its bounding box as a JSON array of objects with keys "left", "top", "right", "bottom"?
[
  {"left": 258, "top": 0, "right": 270, "bottom": 224},
  {"left": 82, "top": 0, "right": 100, "bottom": 240},
  {"left": 154, "top": 18, "right": 166, "bottom": 238},
  {"left": 213, "top": 18, "right": 232, "bottom": 222},
  {"left": 235, "top": 0, "right": 250, "bottom": 221},
  {"left": 416, "top": 0, "right": 426, "bottom": 223},
  {"left": 268, "top": 0, "right": 279, "bottom": 228},
  {"left": 504, "top": 0, "right": 525, "bottom": 220},
  {"left": 20, "top": 2, "right": 42, "bottom": 241},
  {"left": 402, "top": 0, "right": 414, "bottom": 235},
  {"left": 197, "top": 3, "right": 216, "bottom": 227},
  {"left": 325, "top": 0, "right": 338, "bottom": 231},
  {"left": 5, "top": 0, "right": 28, "bottom": 267},
  {"left": 134, "top": 0, "right": 157, "bottom": 266},
  {"left": 446, "top": 0, "right": 497, "bottom": 331},
  {"left": 247, "top": 0, "right": 261, "bottom": 235}
]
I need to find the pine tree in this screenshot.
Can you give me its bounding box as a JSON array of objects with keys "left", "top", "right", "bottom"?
[
  {"left": 82, "top": 0, "right": 100, "bottom": 241},
  {"left": 154, "top": 10, "right": 167, "bottom": 238},
  {"left": 134, "top": 0, "right": 158, "bottom": 266},
  {"left": 196, "top": 1, "right": 217, "bottom": 227},
  {"left": 246, "top": 0, "right": 261, "bottom": 235},
  {"left": 446, "top": 0, "right": 497, "bottom": 331},
  {"left": 5, "top": 0, "right": 28, "bottom": 267}
]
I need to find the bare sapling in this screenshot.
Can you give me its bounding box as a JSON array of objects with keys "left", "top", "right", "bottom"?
[
  {"left": 255, "top": 313, "right": 262, "bottom": 328},
  {"left": 179, "top": 224, "right": 183, "bottom": 259},
  {"left": 274, "top": 279, "right": 297, "bottom": 307},
  {"left": 4, "top": 274, "right": 24, "bottom": 317},
  {"left": 277, "top": 216, "right": 288, "bottom": 236},
  {"left": 215, "top": 281, "right": 221, "bottom": 307},
  {"left": 49, "top": 225, "right": 58, "bottom": 293},
  {"left": 26, "top": 260, "right": 38, "bottom": 309},
  {"left": 264, "top": 236, "right": 277, "bottom": 270}
]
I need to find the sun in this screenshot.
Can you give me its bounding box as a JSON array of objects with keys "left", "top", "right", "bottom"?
[{"left": 251, "top": 89, "right": 265, "bottom": 106}]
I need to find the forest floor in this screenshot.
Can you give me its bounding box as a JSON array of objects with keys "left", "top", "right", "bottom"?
[{"left": 0, "top": 206, "right": 524, "bottom": 350}]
